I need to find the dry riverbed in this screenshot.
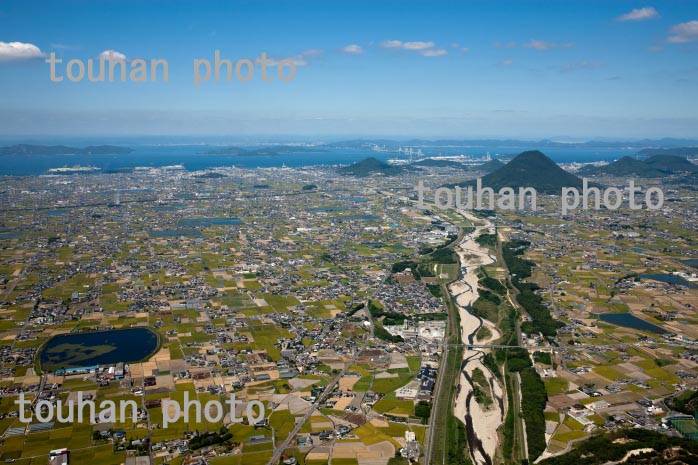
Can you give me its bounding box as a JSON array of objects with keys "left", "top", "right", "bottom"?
[{"left": 450, "top": 210, "right": 505, "bottom": 465}]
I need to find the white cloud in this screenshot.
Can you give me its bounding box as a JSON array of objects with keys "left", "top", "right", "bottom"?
[
  {"left": 421, "top": 48, "right": 447, "bottom": 57},
  {"left": 260, "top": 49, "right": 321, "bottom": 67},
  {"left": 560, "top": 61, "right": 606, "bottom": 72},
  {"left": 342, "top": 44, "right": 363, "bottom": 55},
  {"left": 0, "top": 41, "right": 45, "bottom": 61},
  {"left": 617, "top": 7, "right": 660, "bottom": 22},
  {"left": 451, "top": 43, "right": 470, "bottom": 52},
  {"left": 379, "top": 39, "right": 453, "bottom": 58},
  {"left": 402, "top": 41, "right": 434, "bottom": 50},
  {"left": 524, "top": 39, "right": 574, "bottom": 50},
  {"left": 526, "top": 39, "right": 551, "bottom": 50},
  {"left": 380, "top": 39, "right": 448, "bottom": 56},
  {"left": 262, "top": 55, "right": 307, "bottom": 66},
  {"left": 499, "top": 60, "right": 513, "bottom": 66},
  {"left": 381, "top": 40, "right": 404, "bottom": 48},
  {"left": 381, "top": 40, "right": 435, "bottom": 51},
  {"left": 98, "top": 50, "right": 127, "bottom": 61},
  {"left": 667, "top": 20, "right": 698, "bottom": 43}
]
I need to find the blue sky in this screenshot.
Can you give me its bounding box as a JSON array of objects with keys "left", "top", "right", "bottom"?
[{"left": 0, "top": 0, "right": 697, "bottom": 139}]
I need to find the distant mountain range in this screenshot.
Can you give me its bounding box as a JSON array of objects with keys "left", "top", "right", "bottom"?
[
  {"left": 325, "top": 138, "right": 698, "bottom": 150},
  {"left": 579, "top": 155, "right": 698, "bottom": 177},
  {"left": 338, "top": 157, "right": 417, "bottom": 177},
  {"left": 203, "top": 145, "right": 327, "bottom": 156},
  {"left": 456, "top": 150, "right": 583, "bottom": 194},
  {"left": 636, "top": 147, "right": 698, "bottom": 158},
  {"left": 342, "top": 151, "right": 588, "bottom": 192},
  {"left": 0, "top": 144, "right": 133, "bottom": 156}
]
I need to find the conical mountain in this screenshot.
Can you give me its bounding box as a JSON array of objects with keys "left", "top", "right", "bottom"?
[{"left": 469, "top": 150, "right": 583, "bottom": 194}]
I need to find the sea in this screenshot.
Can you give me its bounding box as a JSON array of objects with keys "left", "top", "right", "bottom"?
[{"left": 0, "top": 138, "right": 637, "bottom": 176}]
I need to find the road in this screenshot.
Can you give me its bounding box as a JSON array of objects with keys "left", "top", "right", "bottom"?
[
  {"left": 423, "top": 221, "right": 470, "bottom": 465},
  {"left": 265, "top": 350, "right": 362, "bottom": 465},
  {"left": 265, "top": 273, "right": 375, "bottom": 464},
  {"left": 1, "top": 254, "right": 39, "bottom": 304},
  {"left": 514, "top": 372, "right": 528, "bottom": 461}
]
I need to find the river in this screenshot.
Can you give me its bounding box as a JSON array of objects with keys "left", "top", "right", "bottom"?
[{"left": 449, "top": 210, "right": 505, "bottom": 465}]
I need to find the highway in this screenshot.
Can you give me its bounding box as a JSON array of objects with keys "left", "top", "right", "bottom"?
[{"left": 422, "top": 220, "right": 470, "bottom": 465}]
